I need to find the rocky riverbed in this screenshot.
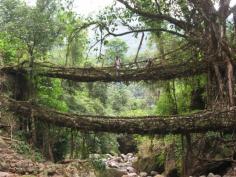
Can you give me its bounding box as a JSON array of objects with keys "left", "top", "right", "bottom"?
[
  {"left": 0, "top": 137, "right": 235, "bottom": 177},
  {"left": 100, "top": 153, "right": 164, "bottom": 177},
  {"left": 98, "top": 153, "right": 236, "bottom": 177}
]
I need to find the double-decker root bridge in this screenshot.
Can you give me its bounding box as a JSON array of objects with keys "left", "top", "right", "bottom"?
[{"left": 1, "top": 59, "right": 235, "bottom": 135}]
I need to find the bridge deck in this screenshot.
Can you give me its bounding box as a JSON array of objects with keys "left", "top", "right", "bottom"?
[
  {"left": 2, "top": 96, "right": 236, "bottom": 135},
  {"left": 1, "top": 60, "right": 208, "bottom": 82}
]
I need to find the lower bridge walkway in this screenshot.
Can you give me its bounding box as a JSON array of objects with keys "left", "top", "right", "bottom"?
[{"left": 2, "top": 96, "right": 236, "bottom": 135}]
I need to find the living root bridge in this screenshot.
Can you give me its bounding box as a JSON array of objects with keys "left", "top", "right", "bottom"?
[
  {"left": 3, "top": 96, "right": 236, "bottom": 135},
  {"left": 1, "top": 60, "right": 208, "bottom": 82}
]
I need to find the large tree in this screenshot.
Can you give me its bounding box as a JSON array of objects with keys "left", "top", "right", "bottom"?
[
  {"left": 80, "top": 0, "right": 236, "bottom": 108},
  {"left": 0, "top": 0, "right": 63, "bottom": 67},
  {"left": 118, "top": 0, "right": 236, "bottom": 107}
]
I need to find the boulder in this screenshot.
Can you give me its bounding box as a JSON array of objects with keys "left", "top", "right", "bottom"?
[
  {"left": 128, "top": 172, "right": 138, "bottom": 177},
  {"left": 154, "top": 175, "right": 164, "bottom": 177},
  {"left": 151, "top": 171, "right": 158, "bottom": 175},
  {"left": 127, "top": 166, "right": 135, "bottom": 173},
  {"left": 108, "top": 161, "right": 119, "bottom": 168},
  {"left": 104, "top": 168, "right": 127, "bottom": 177},
  {"left": 140, "top": 171, "right": 148, "bottom": 177},
  {"left": 105, "top": 154, "right": 113, "bottom": 159},
  {"left": 115, "top": 157, "right": 123, "bottom": 163},
  {"left": 207, "top": 173, "right": 215, "bottom": 177},
  {"left": 207, "top": 174, "right": 221, "bottom": 177},
  {"left": 121, "top": 154, "right": 128, "bottom": 162}
]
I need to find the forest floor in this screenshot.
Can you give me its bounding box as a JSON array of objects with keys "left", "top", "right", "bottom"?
[
  {"left": 0, "top": 136, "right": 96, "bottom": 177},
  {"left": 0, "top": 135, "right": 236, "bottom": 177}
]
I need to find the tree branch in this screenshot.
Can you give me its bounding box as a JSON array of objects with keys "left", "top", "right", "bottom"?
[
  {"left": 154, "top": 0, "right": 162, "bottom": 14},
  {"left": 116, "top": 0, "right": 192, "bottom": 30},
  {"left": 218, "top": 0, "right": 230, "bottom": 20},
  {"left": 229, "top": 4, "right": 236, "bottom": 15},
  {"left": 134, "top": 32, "right": 144, "bottom": 65},
  {"left": 188, "top": 0, "right": 216, "bottom": 23},
  {"left": 105, "top": 27, "right": 187, "bottom": 38}
]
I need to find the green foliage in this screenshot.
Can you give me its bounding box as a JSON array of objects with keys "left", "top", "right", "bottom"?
[
  {"left": 155, "top": 91, "right": 177, "bottom": 115},
  {"left": 155, "top": 77, "right": 206, "bottom": 115},
  {"left": 0, "top": 0, "right": 64, "bottom": 63},
  {"left": 106, "top": 84, "right": 129, "bottom": 113},
  {"left": 37, "top": 78, "right": 68, "bottom": 112},
  {"left": 87, "top": 83, "right": 108, "bottom": 105},
  {"left": 91, "top": 158, "right": 106, "bottom": 171},
  {"left": 62, "top": 12, "right": 88, "bottom": 66},
  {"left": 104, "top": 38, "right": 128, "bottom": 65},
  {"left": 155, "top": 152, "right": 165, "bottom": 167},
  {"left": 64, "top": 89, "right": 105, "bottom": 115},
  {"left": 74, "top": 132, "right": 118, "bottom": 158},
  {"left": 52, "top": 133, "right": 69, "bottom": 162},
  {"left": 11, "top": 139, "right": 44, "bottom": 162},
  {"left": 0, "top": 32, "right": 23, "bottom": 64}
]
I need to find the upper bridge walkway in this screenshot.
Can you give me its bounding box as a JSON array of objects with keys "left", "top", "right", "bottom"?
[{"left": 1, "top": 59, "right": 208, "bottom": 82}]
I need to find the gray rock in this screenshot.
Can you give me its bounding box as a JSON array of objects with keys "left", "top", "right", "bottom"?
[
  {"left": 106, "top": 154, "right": 113, "bottom": 158},
  {"left": 150, "top": 171, "right": 158, "bottom": 175},
  {"left": 207, "top": 173, "right": 215, "bottom": 177},
  {"left": 108, "top": 161, "right": 119, "bottom": 168},
  {"left": 154, "top": 175, "right": 164, "bottom": 177},
  {"left": 121, "top": 154, "right": 128, "bottom": 161},
  {"left": 140, "top": 171, "right": 148, "bottom": 177},
  {"left": 128, "top": 172, "right": 138, "bottom": 177},
  {"left": 106, "top": 168, "right": 127, "bottom": 177},
  {"left": 127, "top": 153, "right": 133, "bottom": 157},
  {"left": 127, "top": 166, "right": 135, "bottom": 173},
  {"left": 115, "top": 157, "right": 123, "bottom": 163}
]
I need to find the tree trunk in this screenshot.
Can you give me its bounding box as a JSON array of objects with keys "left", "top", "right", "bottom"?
[
  {"left": 232, "top": 5, "right": 236, "bottom": 42},
  {"left": 207, "top": 68, "right": 212, "bottom": 109},
  {"left": 134, "top": 32, "right": 144, "bottom": 66},
  {"left": 48, "top": 143, "right": 54, "bottom": 162},
  {"left": 31, "top": 109, "right": 37, "bottom": 145},
  {"left": 184, "top": 134, "right": 193, "bottom": 176},
  {"left": 226, "top": 58, "right": 234, "bottom": 106},
  {"left": 172, "top": 80, "right": 178, "bottom": 114},
  {"left": 70, "top": 129, "right": 75, "bottom": 159},
  {"left": 213, "top": 62, "right": 224, "bottom": 102}
]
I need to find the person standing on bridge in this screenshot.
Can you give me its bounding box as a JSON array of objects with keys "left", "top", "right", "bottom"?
[{"left": 115, "top": 55, "right": 121, "bottom": 77}]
